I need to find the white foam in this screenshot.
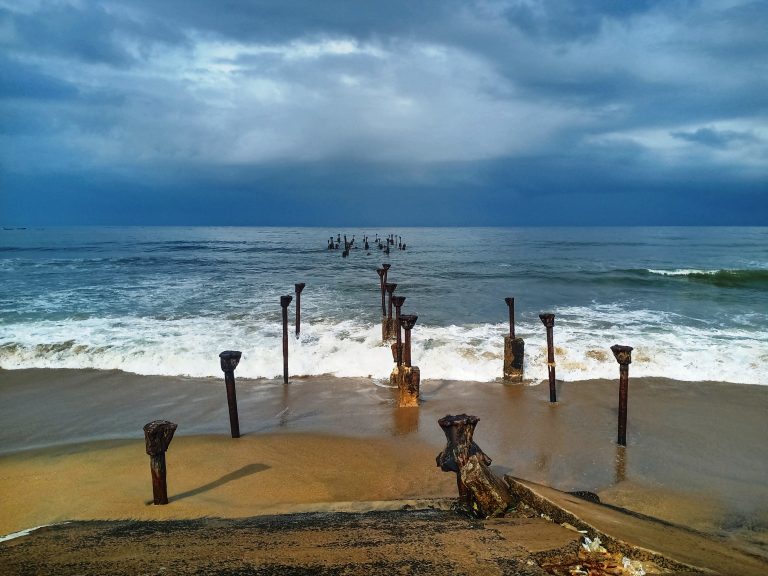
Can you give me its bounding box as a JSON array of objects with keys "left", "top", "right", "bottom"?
[
  {"left": 647, "top": 268, "right": 719, "bottom": 276},
  {"left": 0, "top": 307, "right": 766, "bottom": 384}
]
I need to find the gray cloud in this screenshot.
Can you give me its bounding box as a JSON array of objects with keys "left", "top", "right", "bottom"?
[{"left": 0, "top": 0, "right": 766, "bottom": 225}]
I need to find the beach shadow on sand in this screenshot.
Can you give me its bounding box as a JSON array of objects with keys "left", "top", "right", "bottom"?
[{"left": 146, "top": 463, "right": 270, "bottom": 505}]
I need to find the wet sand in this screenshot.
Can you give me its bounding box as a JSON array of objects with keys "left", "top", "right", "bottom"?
[{"left": 1, "top": 368, "right": 767, "bottom": 559}]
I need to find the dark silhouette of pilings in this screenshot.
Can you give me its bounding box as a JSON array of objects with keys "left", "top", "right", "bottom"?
[
  {"left": 143, "top": 420, "right": 177, "bottom": 505},
  {"left": 539, "top": 313, "right": 557, "bottom": 402},
  {"left": 281, "top": 295, "right": 292, "bottom": 384},
  {"left": 503, "top": 297, "right": 525, "bottom": 382},
  {"left": 294, "top": 283, "right": 305, "bottom": 338},
  {"left": 611, "top": 344, "right": 633, "bottom": 446},
  {"left": 219, "top": 350, "right": 242, "bottom": 438}
]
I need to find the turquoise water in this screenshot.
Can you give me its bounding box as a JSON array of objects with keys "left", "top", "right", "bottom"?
[{"left": 1, "top": 226, "right": 766, "bottom": 383}]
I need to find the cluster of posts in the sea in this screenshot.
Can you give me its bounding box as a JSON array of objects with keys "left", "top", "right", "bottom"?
[
  {"left": 141, "top": 257, "right": 636, "bottom": 513},
  {"left": 327, "top": 233, "right": 407, "bottom": 257}
]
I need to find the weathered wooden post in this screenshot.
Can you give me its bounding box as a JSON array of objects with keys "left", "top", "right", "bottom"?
[
  {"left": 294, "top": 283, "right": 305, "bottom": 338},
  {"left": 503, "top": 297, "right": 525, "bottom": 382},
  {"left": 281, "top": 295, "right": 292, "bottom": 384},
  {"left": 219, "top": 350, "right": 242, "bottom": 438},
  {"left": 143, "top": 420, "right": 177, "bottom": 505},
  {"left": 385, "top": 282, "right": 398, "bottom": 340},
  {"left": 611, "top": 344, "right": 633, "bottom": 446},
  {"left": 391, "top": 296, "right": 406, "bottom": 366},
  {"left": 436, "top": 414, "right": 512, "bottom": 517},
  {"left": 539, "top": 313, "right": 557, "bottom": 402}
]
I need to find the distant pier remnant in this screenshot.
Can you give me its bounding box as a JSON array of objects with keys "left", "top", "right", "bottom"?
[
  {"left": 391, "top": 314, "right": 419, "bottom": 407},
  {"left": 539, "top": 313, "right": 557, "bottom": 402},
  {"left": 294, "top": 283, "right": 306, "bottom": 338},
  {"left": 219, "top": 350, "right": 242, "bottom": 438},
  {"left": 436, "top": 414, "right": 512, "bottom": 518},
  {"left": 143, "top": 420, "right": 177, "bottom": 505},
  {"left": 384, "top": 282, "right": 398, "bottom": 340},
  {"left": 280, "top": 295, "right": 293, "bottom": 384},
  {"left": 503, "top": 297, "right": 525, "bottom": 383},
  {"left": 611, "top": 344, "right": 633, "bottom": 446}
]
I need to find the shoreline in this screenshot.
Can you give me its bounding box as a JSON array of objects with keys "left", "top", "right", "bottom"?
[{"left": 1, "top": 367, "right": 767, "bottom": 559}]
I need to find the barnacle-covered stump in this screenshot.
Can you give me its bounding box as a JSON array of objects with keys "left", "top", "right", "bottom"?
[
  {"left": 143, "top": 420, "right": 177, "bottom": 505},
  {"left": 381, "top": 316, "right": 395, "bottom": 341},
  {"left": 436, "top": 414, "right": 513, "bottom": 517},
  {"left": 390, "top": 365, "right": 420, "bottom": 407},
  {"left": 503, "top": 335, "right": 525, "bottom": 382}
]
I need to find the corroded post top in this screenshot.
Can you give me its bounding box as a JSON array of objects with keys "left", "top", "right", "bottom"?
[
  {"left": 382, "top": 263, "right": 391, "bottom": 271},
  {"left": 504, "top": 297, "right": 514, "bottom": 308},
  {"left": 219, "top": 350, "right": 242, "bottom": 372},
  {"left": 438, "top": 414, "right": 479, "bottom": 429},
  {"left": 385, "top": 282, "right": 397, "bottom": 294},
  {"left": 539, "top": 313, "right": 555, "bottom": 327},
  {"left": 392, "top": 296, "right": 406, "bottom": 308},
  {"left": 376, "top": 267, "right": 386, "bottom": 279},
  {"left": 400, "top": 314, "right": 418, "bottom": 330},
  {"left": 280, "top": 295, "right": 293, "bottom": 308},
  {"left": 295, "top": 282, "right": 306, "bottom": 295},
  {"left": 143, "top": 420, "right": 177, "bottom": 456},
  {"left": 611, "top": 344, "right": 633, "bottom": 365}
]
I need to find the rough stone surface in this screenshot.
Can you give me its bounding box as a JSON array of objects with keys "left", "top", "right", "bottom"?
[{"left": 460, "top": 454, "right": 515, "bottom": 518}]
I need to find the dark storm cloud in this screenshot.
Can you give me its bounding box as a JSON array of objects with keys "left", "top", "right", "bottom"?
[{"left": 0, "top": 0, "right": 766, "bottom": 225}]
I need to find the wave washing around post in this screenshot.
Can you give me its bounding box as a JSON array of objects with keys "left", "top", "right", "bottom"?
[{"left": 1, "top": 227, "right": 767, "bottom": 385}]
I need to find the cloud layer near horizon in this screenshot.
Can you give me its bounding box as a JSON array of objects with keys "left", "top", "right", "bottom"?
[{"left": 1, "top": 0, "right": 766, "bottom": 225}]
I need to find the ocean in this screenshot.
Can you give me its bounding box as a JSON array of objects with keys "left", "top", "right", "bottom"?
[{"left": 1, "top": 226, "right": 766, "bottom": 385}]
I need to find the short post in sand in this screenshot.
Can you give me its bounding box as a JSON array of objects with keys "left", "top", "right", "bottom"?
[
  {"left": 219, "top": 350, "right": 242, "bottom": 438},
  {"left": 436, "top": 414, "right": 512, "bottom": 518},
  {"left": 390, "top": 314, "right": 420, "bottom": 407},
  {"left": 385, "top": 282, "right": 398, "bottom": 340},
  {"left": 294, "top": 283, "right": 306, "bottom": 338},
  {"left": 611, "top": 344, "right": 633, "bottom": 446},
  {"left": 503, "top": 297, "right": 525, "bottom": 382},
  {"left": 391, "top": 296, "right": 406, "bottom": 366},
  {"left": 280, "top": 295, "right": 293, "bottom": 384},
  {"left": 143, "top": 420, "right": 177, "bottom": 505},
  {"left": 539, "top": 313, "right": 557, "bottom": 402}
]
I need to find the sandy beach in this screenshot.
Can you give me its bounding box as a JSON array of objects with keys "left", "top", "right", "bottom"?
[{"left": 1, "top": 368, "right": 767, "bottom": 573}]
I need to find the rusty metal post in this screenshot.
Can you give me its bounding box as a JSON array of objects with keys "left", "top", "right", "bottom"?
[
  {"left": 219, "top": 350, "right": 242, "bottom": 438},
  {"left": 400, "top": 314, "right": 418, "bottom": 367},
  {"left": 376, "top": 268, "right": 386, "bottom": 315},
  {"left": 385, "top": 282, "right": 397, "bottom": 320},
  {"left": 392, "top": 296, "right": 406, "bottom": 366},
  {"left": 281, "top": 295, "right": 292, "bottom": 384},
  {"left": 294, "top": 283, "right": 305, "bottom": 338},
  {"left": 385, "top": 282, "right": 397, "bottom": 340},
  {"left": 611, "top": 344, "right": 633, "bottom": 446},
  {"left": 539, "top": 313, "right": 556, "bottom": 402},
  {"left": 143, "top": 420, "right": 177, "bottom": 505},
  {"left": 503, "top": 298, "right": 524, "bottom": 382},
  {"left": 504, "top": 297, "right": 515, "bottom": 339}
]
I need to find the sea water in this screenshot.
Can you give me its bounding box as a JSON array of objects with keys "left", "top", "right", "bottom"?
[{"left": 1, "top": 226, "right": 766, "bottom": 384}]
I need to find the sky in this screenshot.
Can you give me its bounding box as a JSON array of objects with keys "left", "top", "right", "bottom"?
[{"left": 0, "top": 0, "right": 766, "bottom": 226}]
